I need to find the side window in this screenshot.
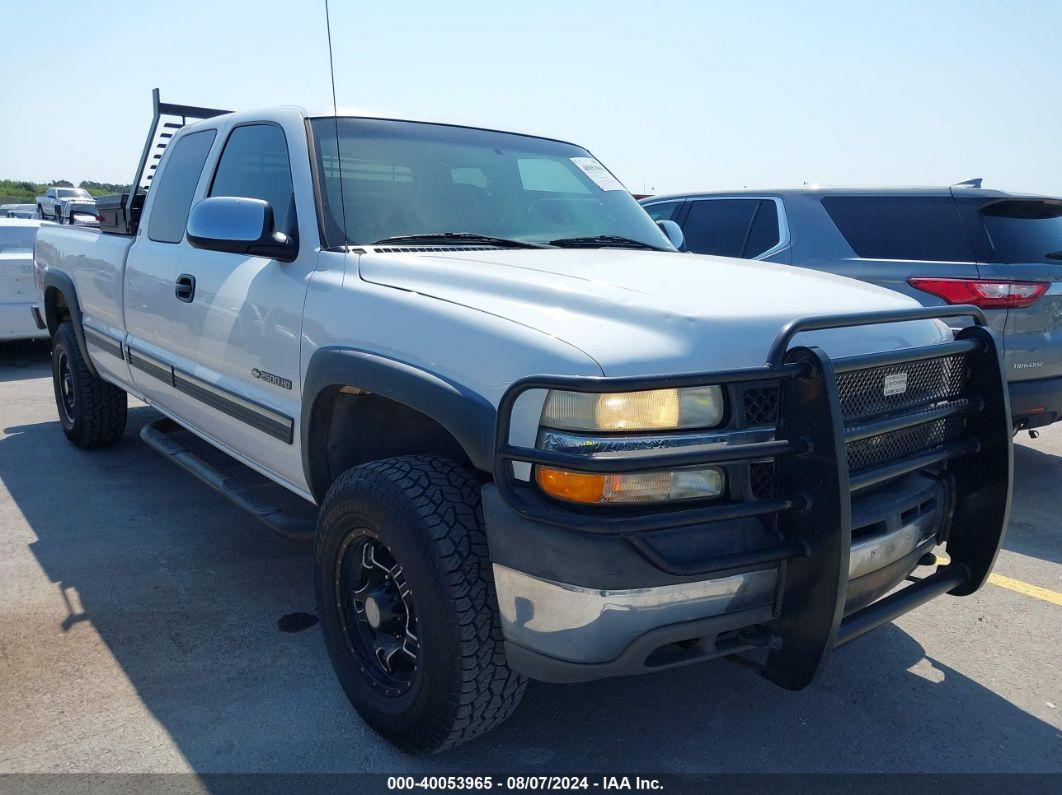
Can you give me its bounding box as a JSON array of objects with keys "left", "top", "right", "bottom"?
[
  {"left": 210, "top": 124, "right": 296, "bottom": 235},
  {"left": 680, "top": 199, "right": 760, "bottom": 257},
  {"left": 644, "top": 201, "right": 681, "bottom": 222},
  {"left": 744, "top": 201, "right": 781, "bottom": 257},
  {"left": 821, "top": 196, "right": 973, "bottom": 262},
  {"left": 147, "top": 129, "right": 217, "bottom": 244}
]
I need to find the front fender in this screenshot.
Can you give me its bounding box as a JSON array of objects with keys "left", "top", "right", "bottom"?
[{"left": 301, "top": 346, "right": 497, "bottom": 499}]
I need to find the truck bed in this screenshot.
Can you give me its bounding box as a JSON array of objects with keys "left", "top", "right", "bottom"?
[{"left": 34, "top": 223, "right": 135, "bottom": 345}]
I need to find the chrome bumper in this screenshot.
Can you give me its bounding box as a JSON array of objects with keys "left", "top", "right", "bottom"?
[
  {"left": 496, "top": 510, "right": 938, "bottom": 668},
  {"left": 494, "top": 564, "right": 776, "bottom": 664}
]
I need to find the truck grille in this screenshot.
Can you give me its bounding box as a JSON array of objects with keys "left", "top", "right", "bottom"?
[
  {"left": 839, "top": 353, "right": 971, "bottom": 474},
  {"left": 835, "top": 353, "right": 968, "bottom": 422},
  {"left": 748, "top": 461, "right": 776, "bottom": 500},
  {"left": 847, "top": 410, "right": 966, "bottom": 472},
  {"left": 743, "top": 353, "right": 972, "bottom": 495},
  {"left": 743, "top": 386, "right": 780, "bottom": 427}
]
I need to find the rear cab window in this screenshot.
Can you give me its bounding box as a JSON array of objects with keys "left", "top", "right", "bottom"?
[
  {"left": 821, "top": 196, "right": 974, "bottom": 262},
  {"left": 147, "top": 129, "right": 218, "bottom": 243}
]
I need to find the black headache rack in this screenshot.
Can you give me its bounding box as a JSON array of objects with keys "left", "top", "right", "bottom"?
[
  {"left": 96, "top": 88, "right": 230, "bottom": 235},
  {"left": 494, "top": 305, "right": 1012, "bottom": 689}
]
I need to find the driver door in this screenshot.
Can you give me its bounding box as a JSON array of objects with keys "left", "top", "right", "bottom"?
[{"left": 157, "top": 119, "right": 317, "bottom": 490}]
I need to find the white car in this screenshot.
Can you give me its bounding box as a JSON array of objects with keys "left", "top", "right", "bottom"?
[
  {"left": 1, "top": 204, "right": 38, "bottom": 219},
  {"left": 1, "top": 218, "right": 49, "bottom": 341},
  {"left": 33, "top": 94, "right": 1012, "bottom": 752}
]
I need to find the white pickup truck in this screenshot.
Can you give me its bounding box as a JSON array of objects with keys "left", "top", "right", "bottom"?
[
  {"left": 33, "top": 92, "right": 1012, "bottom": 753},
  {"left": 36, "top": 186, "right": 96, "bottom": 225}
]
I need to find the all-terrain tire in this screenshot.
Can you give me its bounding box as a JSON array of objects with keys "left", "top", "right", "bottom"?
[
  {"left": 51, "top": 321, "right": 127, "bottom": 448},
  {"left": 314, "top": 455, "right": 526, "bottom": 753}
]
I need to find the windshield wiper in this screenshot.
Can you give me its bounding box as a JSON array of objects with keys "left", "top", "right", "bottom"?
[
  {"left": 371, "top": 232, "right": 547, "bottom": 249},
  {"left": 1046, "top": 251, "right": 1062, "bottom": 261},
  {"left": 549, "top": 235, "right": 667, "bottom": 251}
]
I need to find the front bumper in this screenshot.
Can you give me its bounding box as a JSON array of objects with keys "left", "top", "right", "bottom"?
[
  {"left": 489, "top": 306, "right": 1012, "bottom": 688},
  {"left": 486, "top": 472, "right": 944, "bottom": 681},
  {"left": 1009, "top": 375, "right": 1062, "bottom": 429}
]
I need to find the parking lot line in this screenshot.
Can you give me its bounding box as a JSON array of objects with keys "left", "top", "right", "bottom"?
[
  {"left": 986, "top": 572, "right": 1062, "bottom": 606},
  {"left": 935, "top": 553, "right": 1061, "bottom": 606}
]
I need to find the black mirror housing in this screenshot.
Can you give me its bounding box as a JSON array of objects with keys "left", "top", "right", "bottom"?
[{"left": 186, "top": 196, "right": 297, "bottom": 261}]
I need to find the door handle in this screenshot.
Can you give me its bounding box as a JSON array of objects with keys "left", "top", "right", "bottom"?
[{"left": 175, "top": 274, "right": 196, "bottom": 303}]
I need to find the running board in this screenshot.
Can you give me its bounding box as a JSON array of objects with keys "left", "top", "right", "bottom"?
[{"left": 140, "top": 417, "right": 316, "bottom": 541}]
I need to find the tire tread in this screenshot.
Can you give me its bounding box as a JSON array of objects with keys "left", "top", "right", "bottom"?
[
  {"left": 317, "top": 455, "right": 526, "bottom": 753},
  {"left": 53, "top": 322, "right": 127, "bottom": 448}
]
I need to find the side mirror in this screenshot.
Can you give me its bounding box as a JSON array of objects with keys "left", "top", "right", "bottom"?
[
  {"left": 186, "top": 196, "right": 297, "bottom": 261},
  {"left": 656, "top": 219, "right": 684, "bottom": 250}
]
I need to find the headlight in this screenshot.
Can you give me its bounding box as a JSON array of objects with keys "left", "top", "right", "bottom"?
[
  {"left": 536, "top": 465, "right": 725, "bottom": 505},
  {"left": 541, "top": 386, "right": 724, "bottom": 432}
]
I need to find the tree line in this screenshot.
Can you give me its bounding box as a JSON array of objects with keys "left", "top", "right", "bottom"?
[{"left": 0, "top": 179, "right": 130, "bottom": 204}]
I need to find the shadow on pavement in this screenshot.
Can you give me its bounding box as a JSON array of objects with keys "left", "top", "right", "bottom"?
[
  {"left": 1, "top": 407, "right": 1058, "bottom": 773},
  {"left": 0, "top": 339, "right": 51, "bottom": 382},
  {"left": 1006, "top": 442, "right": 1062, "bottom": 565}
]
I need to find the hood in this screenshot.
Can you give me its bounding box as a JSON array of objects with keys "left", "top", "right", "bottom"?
[{"left": 359, "top": 249, "right": 950, "bottom": 376}]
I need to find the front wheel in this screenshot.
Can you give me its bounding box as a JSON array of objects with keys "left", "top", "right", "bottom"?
[
  {"left": 314, "top": 455, "right": 526, "bottom": 753},
  {"left": 52, "top": 322, "right": 127, "bottom": 448}
]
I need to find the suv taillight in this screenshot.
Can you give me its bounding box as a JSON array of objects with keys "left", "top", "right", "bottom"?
[{"left": 908, "top": 277, "right": 1049, "bottom": 309}]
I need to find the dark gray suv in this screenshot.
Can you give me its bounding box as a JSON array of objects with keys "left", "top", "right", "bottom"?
[{"left": 641, "top": 186, "right": 1062, "bottom": 429}]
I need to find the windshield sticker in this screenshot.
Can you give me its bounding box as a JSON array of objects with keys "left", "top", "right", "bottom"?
[{"left": 570, "top": 157, "right": 626, "bottom": 192}]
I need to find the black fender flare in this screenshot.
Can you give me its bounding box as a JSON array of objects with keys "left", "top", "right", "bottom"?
[
  {"left": 41, "top": 269, "right": 99, "bottom": 378},
  {"left": 301, "top": 346, "right": 496, "bottom": 500}
]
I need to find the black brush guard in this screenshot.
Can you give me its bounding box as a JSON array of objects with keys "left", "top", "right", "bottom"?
[{"left": 493, "top": 306, "right": 1012, "bottom": 689}]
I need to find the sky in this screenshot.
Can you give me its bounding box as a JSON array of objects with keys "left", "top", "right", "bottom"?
[{"left": 1, "top": 0, "right": 1059, "bottom": 196}]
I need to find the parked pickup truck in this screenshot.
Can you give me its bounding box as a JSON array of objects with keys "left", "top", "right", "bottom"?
[
  {"left": 33, "top": 91, "right": 1012, "bottom": 753},
  {"left": 36, "top": 186, "right": 96, "bottom": 225}
]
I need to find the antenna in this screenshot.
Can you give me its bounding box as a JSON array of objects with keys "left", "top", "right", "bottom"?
[
  {"left": 324, "top": 0, "right": 339, "bottom": 117},
  {"left": 953, "top": 177, "right": 983, "bottom": 188},
  {"left": 323, "top": 0, "right": 349, "bottom": 246}
]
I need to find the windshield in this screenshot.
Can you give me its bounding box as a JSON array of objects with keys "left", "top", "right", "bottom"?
[
  {"left": 979, "top": 199, "right": 1062, "bottom": 263},
  {"left": 57, "top": 188, "right": 91, "bottom": 199},
  {"left": 0, "top": 226, "right": 37, "bottom": 253},
  {"left": 309, "top": 118, "right": 671, "bottom": 250}
]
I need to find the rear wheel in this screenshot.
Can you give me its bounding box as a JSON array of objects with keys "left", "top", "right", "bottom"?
[
  {"left": 314, "top": 455, "right": 525, "bottom": 753},
  {"left": 51, "top": 322, "right": 127, "bottom": 448}
]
